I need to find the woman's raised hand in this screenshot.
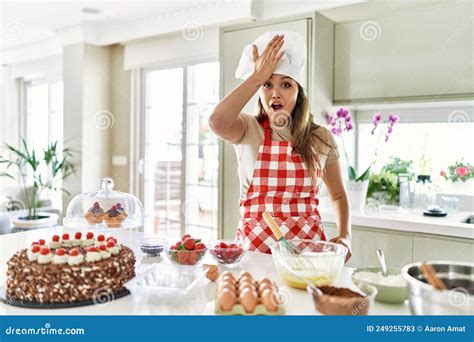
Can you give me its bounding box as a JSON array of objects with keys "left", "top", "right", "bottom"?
[{"left": 252, "top": 34, "right": 285, "bottom": 84}]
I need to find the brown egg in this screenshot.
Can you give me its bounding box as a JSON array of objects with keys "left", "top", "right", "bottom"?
[
  {"left": 260, "top": 288, "right": 278, "bottom": 312},
  {"left": 239, "top": 288, "right": 258, "bottom": 313},
  {"left": 239, "top": 271, "right": 253, "bottom": 280},
  {"left": 219, "top": 281, "right": 236, "bottom": 293},
  {"left": 258, "top": 282, "right": 274, "bottom": 295},
  {"left": 238, "top": 281, "right": 256, "bottom": 294},
  {"left": 221, "top": 271, "right": 235, "bottom": 280},
  {"left": 238, "top": 276, "right": 254, "bottom": 284},
  {"left": 206, "top": 269, "right": 219, "bottom": 282},
  {"left": 238, "top": 275, "right": 254, "bottom": 285},
  {"left": 204, "top": 264, "right": 219, "bottom": 273},
  {"left": 258, "top": 277, "right": 273, "bottom": 288},
  {"left": 219, "top": 289, "right": 236, "bottom": 311},
  {"left": 221, "top": 275, "right": 236, "bottom": 283}
]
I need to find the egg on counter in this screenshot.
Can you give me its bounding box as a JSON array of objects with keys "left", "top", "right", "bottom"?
[
  {"left": 258, "top": 277, "right": 273, "bottom": 287},
  {"left": 238, "top": 281, "right": 256, "bottom": 294},
  {"left": 239, "top": 275, "right": 254, "bottom": 285},
  {"left": 257, "top": 282, "right": 274, "bottom": 295},
  {"left": 205, "top": 264, "right": 219, "bottom": 273},
  {"left": 221, "top": 271, "right": 235, "bottom": 279},
  {"left": 219, "top": 280, "right": 236, "bottom": 293},
  {"left": 206, "top": 270, "right": 219, "bottom": 282},
  {"left": 218, "top": 288, "right": 237, "bottom": 311},
  {"left": 205, "top": 265, "right": 220, "bottom": 282},
  {"left": 221, "top": 275, "right": 236, "bottom": 285},
  {"left": 260, "top": 288, "right": 278, "bottom": 312},
  {"left": 239, "top": 288, "right": 258, "bottom": 313},
  {"left": 239, "top": 271, "right": 253, "bottom": 280}
]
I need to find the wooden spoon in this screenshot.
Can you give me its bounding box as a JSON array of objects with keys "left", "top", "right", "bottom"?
[{"left": 420, "top": 262, "right": 447, "bottom": 290}]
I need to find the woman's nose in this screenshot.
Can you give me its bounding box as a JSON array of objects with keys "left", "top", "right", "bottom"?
[{"left": 271, "top": 91, "right": 281, "bottom": 98}]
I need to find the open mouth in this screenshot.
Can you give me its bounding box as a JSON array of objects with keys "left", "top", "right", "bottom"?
[{"left": 270, "top": 103, "right": 284, "bottom": 111}]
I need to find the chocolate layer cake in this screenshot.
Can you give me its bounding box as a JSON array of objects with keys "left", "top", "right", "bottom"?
[{"left": 6, "top": 233, "right": 135, "bottom": 304}]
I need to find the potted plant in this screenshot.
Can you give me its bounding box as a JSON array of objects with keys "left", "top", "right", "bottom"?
[
  {"left": 367, "top": 157, "right": 414, "bottom": 205},
  {"left": 326, "top": 108, "right": 399, "bottom": 211},
  {"left": 440, "top": 159, "right": 473, "bottom": 195},
  {"left": 0, "top": 139, "right": 76, "bottom": 230}
]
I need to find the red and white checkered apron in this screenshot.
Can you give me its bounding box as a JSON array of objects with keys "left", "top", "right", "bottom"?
[{"left": 237, "top": 115, "right": 326, "bottom": 254}]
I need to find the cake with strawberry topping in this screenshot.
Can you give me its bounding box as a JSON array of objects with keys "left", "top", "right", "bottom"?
[
  {"left": 103, "top": 203, "right": 128, "bottom": 228},
  {"left": 6, "top": 232, "right": 135, "bottom": 304}
]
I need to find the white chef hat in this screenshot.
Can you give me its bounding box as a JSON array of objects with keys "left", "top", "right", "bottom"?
[{"left": 235, "top": 30, "right": 306, "bottom": 86}]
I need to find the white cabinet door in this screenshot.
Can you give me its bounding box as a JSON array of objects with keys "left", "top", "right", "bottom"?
[
  {"left": 220, "top": 19, "right": 310, "bottom": 239},
  {"left": 345, "top": 227, "right": 413, "bottom": 269},
  {"left": 322, "top": 222, "right": 339, "bottom": 240},
  {"left": 334, "top": 2, "right": 473, "bottom": 102},
  {"left": 413, "top": 233, "right": 474, "bottom": 263}
]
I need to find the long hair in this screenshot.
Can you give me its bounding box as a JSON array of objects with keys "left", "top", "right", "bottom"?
[{"left": 256, "top": 83, "right": 335, "bottom": 187}]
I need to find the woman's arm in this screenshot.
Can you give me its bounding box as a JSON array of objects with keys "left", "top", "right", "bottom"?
[
  {"left": 209, "top": 34, "right": 285, "bottom": 142},
  {"left": 208, "top": 74, "right": 263, "bottom": 142},
  {"left": 323, "top": 159, "right": 352, "bottom": 262}
]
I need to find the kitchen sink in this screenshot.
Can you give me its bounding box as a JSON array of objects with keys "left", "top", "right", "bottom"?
[{"left": 460, "top": 215, "right": 474, "bottom": 224}]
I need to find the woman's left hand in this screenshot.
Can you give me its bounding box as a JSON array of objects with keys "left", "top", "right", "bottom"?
[{"left": 329, "top": 235, "right": 352, "bottom": 263}]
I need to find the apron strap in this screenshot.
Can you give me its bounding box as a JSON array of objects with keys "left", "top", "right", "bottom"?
[{"left": 261, "top": 115, "right": 272, "bottom": 143}]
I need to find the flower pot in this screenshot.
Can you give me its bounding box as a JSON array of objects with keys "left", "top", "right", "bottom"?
[
  {"left": 443, "top": 179, "right": 474, "bottom": 196},
  {"left": 10, "top": 211, "right": 59, "bottom": 232},
  {"left": 346, "top": 180, "right": 369, "bottom": 212}
]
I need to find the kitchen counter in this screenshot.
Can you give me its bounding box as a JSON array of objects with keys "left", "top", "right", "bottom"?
[
  {"left": 0, "top": 227, "right": 410, "bottom": 315},
  {"left": 319, "top": 203, "right": 474, "bottom": 240}
]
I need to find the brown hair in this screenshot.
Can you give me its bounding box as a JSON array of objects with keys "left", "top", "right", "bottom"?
[{"left": 257, "top": 83, "right": 336, "bottom": 187}]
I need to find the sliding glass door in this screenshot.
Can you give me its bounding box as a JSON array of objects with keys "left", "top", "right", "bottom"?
[{"left": 142, "top": 61, "right": 219, "bottom": 240}]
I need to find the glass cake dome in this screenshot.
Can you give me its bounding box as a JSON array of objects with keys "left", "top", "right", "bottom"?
[{"left": 64, "top": 177, "right": 144, "bottom": 230}]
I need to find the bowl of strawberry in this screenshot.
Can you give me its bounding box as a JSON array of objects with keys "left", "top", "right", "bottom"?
[
  {"left": 166, "top": 234, "right": 207, "bottom": 266},
  {"left": 209, "top": 240, "right": 244, "bottom": 266}
]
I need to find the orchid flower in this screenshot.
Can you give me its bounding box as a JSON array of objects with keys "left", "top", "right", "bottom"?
[{"left": 327, "top": 108, "right": 400, "bottom": 182}]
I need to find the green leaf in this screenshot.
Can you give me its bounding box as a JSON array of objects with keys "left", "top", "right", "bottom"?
[
  {"left": 356, "top": 166, "right": 371, "bottom": 182},
  {"left": 4, "top": 142, "right": 27, "bottom": 160},
  {"left": 0, "top": 172, "right": 14, "bottom": 179},
  {"left": 58, "top": 188, "right": 71, "bottom": 196},
  {"left": 348, "top": 166, "right": 357, "bottom": 181}
]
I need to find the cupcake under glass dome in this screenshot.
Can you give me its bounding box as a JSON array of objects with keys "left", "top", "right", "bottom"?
[{"left": 64, "top": 177, "right": 144, "bottom": 230}]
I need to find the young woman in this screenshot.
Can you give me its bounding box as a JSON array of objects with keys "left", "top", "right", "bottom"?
[{"left": 209, "top": 32, "right": 351, "bottom": 261}]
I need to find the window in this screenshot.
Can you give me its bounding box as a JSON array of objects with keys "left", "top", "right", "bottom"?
[
  {"left": 142, "top": 61, "right": 219, "bottom": 240},
  {"left": 356, "top": 105, "right": 474, "bottom": 190},
  {"left": 22, "top": 79, "right": 64, "bottom": 209},
  {"left": 358, "top": 122, "right": 474, "bottom": 177}
]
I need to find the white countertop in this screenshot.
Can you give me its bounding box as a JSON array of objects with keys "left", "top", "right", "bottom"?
[
  {"left": 0, "top": 227, "right": 410, "bottom": 315},
  {"left": 319, "top": 203, "right": 474, "bottom": 239}
]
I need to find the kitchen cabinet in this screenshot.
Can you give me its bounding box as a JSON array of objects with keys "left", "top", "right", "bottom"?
[
  {"left": 349, "top": 226, "right": 412, "bottom": 269},
  {"left": 413, "top": 233, "right": 474, "bottom": 263},
  {"left": 324, "top": 222, "right": 474, "bottom": 269},
  {"left": 334, "top": 2, "right": 473, "bottom": 102},
  {"left": 324, "top": 223, "right": 413, "bottom": 268}
]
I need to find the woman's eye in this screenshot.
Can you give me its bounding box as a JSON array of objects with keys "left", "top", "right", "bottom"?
[
  {"left": 263, "top": 83, "right": 271, "bottom": 88},
  {"left": 282, "top": 82, "right": 291, "bottom": 88}
]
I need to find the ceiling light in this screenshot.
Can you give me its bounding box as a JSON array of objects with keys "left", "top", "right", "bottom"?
[{"left": 82, "top": 8, "right": 101, "bottom": 15}]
